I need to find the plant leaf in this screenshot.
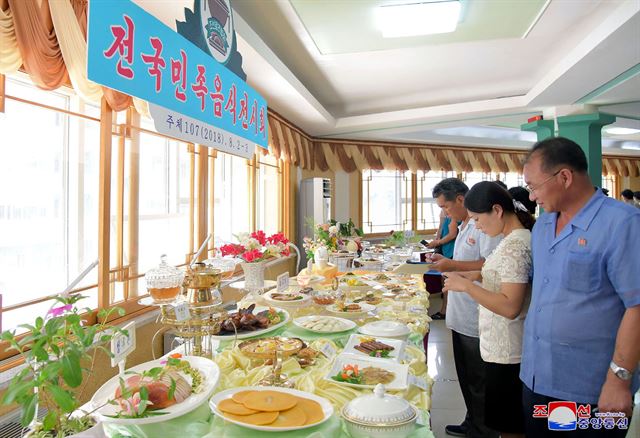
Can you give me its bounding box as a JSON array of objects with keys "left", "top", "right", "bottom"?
[
  {"left": 167, "top": 377, "right": 176, "bottom": 401},
  {"left": 42, "top": 410, "right": 57, "bottom": 430},
  {"left": 2, "top": 380, "right": 33, "bottom": 404},
  {"left": 61, "top": 350, "right": 82, "bottom": 388},
  {"left": 20, "top": 393, "right": 37, "bottom": 427},
  {"left": 47, "top": 385, "right": 76, "bottom": 413}
]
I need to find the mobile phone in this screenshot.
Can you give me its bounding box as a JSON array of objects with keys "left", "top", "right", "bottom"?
[{"left": 420, "top": 239, "right": 430, "bottom": 248}]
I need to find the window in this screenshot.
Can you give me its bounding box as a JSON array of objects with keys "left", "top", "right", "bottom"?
[
  {"left": 462, "top": 172, "right": 524, "bottom": 190},
  {"left": 362, "top": 170, "right": 412, "bottom": 234},
  {"left": 214, "top": 152, "right": 250, "bottom": 243},
  {"left": 256, "top": 153, "right": 280, "bottom": 235},
  {"left": 137, "top": 119, "right": 193, "bottom": 272},
  {"left": 602, "top": 174, "right": 617, "bottom": 199},
  {"left": 0, "top": 76, "right": 99, "bottom": 330},
  {"left": 416, "top": 170, "right": 456, "bottom": 230}
]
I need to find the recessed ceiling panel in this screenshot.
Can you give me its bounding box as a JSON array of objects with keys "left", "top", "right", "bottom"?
[{"left": 290, "top": 0, "right": 549, "bottom": 54}]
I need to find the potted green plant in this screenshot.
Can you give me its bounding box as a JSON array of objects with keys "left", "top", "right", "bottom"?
[{"left": 1, "top": 294, "right": 126, "bottom": 437}]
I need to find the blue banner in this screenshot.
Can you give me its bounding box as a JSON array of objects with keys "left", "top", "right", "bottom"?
[{"left": 87, "top": 0, "right": 268, "bottom": 149}]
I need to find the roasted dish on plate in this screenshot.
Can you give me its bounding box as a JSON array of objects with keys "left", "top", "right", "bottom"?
[{"left": 219, "top": 304, "right": 283, "bottom": 335}]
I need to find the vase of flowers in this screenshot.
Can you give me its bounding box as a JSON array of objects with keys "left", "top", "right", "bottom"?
[
  {"left": 303, "top": 218, "right": 364, "bottom": 261},
  {"left": 219, "top": 231, "right": 290, "bottom": 292},
  {"left": 1, "top": 295, "right": 125, "bottom": 438}
]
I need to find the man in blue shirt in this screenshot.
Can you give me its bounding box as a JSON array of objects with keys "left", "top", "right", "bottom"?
[{"left": 521, "top": 137, "right": 640, "bottom": 437}]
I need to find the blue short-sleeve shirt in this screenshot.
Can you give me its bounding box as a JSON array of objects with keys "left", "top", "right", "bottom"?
[{"left": 520, "top": 190, "right": 640, "bottom": 404}]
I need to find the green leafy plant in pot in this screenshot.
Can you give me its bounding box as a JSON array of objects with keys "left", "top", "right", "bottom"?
[{"left": 1, "top": 294, "right": 126, "bottom": 437}]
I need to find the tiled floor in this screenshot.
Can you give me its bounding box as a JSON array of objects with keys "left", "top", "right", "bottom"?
[{"left": 428, "top": 294, "right": 466, "bottom": 437}]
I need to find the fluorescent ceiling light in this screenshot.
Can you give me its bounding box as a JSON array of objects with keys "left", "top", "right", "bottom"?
[
  {"left": 375, "top": 1, "right": 461, "bottom": 38},
  {"left": 621, "top": 142, "right": 640, "bottom": 150},
  {"left": 606, "top": 127, "right": 640, "bottom": 135}
]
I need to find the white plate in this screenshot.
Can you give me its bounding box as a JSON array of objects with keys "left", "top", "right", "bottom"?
[
  {"left": 228, "top": 280, "right": 277, "bottom": 291},
  {"left": 210, "top": 386, "right": 334, "bottom": 432},
  {"left": 263, "top": 290, "right": 311, "bottom": 307},
  {"left": 293, "top": 315, "right": 357, "bottom": 334},
  {"left": 325, "top": 354, "right": 409, "bottom": 390},
  {"left": 290, "top": 275, "right": 325, "bottom": 286},
  {"left": 228, "top": 280, "right": 278, "bottom": 291},
  {"left": 211, "top": 306, "right": 290, "bottom": 340},
  {"left": 359, "top": 320, "right": 411, "bottom": 341},
  {"left": 342, "top": 334, "right": 406, "bottom": 363},
  {"left": 326, "top": 302, "right": 375, "bottom": 319},
  {"left": 91, "top": 356, "right": 220, "bottom": 425}
]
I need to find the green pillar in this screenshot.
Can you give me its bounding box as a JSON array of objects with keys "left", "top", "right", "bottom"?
[
  {"left": 556, "top": 112, "right": 615, "bottom": 186},
  {"left": 521, "top": 119, "right": 555, "bottom": 141}
]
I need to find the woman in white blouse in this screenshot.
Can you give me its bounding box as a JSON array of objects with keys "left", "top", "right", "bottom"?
[{"left": 444, "top": 181, "right": 535, "bottom": 438}]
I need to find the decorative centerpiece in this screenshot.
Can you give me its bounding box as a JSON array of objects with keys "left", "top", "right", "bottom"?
[
  {"left": 303, "top": 218, "right": 363, "bottom": 262},
  {"left": 0, "top": 295, "right": 125, "bottom": 437},
  {"left": 219, "top": 231, "right": 290, "bottom": 292}
]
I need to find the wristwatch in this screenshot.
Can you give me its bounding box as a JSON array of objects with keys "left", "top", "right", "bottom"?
[{"left": 609, "top": 361, "right": 633, "bottom": 381}]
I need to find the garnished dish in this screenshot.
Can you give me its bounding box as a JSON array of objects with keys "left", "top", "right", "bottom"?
[
  {"left": 354, "top": 338, "right": 395, "bottom": 358},
  {"left": 293, "top": 315, "right": 356, "bottom": 334},
  {"left": 373, "top": 273, "right": 390, "bottom": 282},
  {"left": 210, "top": 387, "right": 334, "bottom": 432},
  {"left": 239, "top": 337, "right": 304, "bottom": 360},
  {"left": 92, "top": 356, "right": 220, "bottom": 425},
  {"left": 219, "top": 305, "right": 281, "bottom": 334},
  {"left": 325, "top": 354, "right": 409, "bottom": 389},
  {"left": 352, "top": 292, "right": 382, "bottom": 305},
  {"left": 331, "top": 364, "right": 395, "bottom": 385},
  {"left": 342, "top": 334, "right": 406, "bottom": 362},
  {"left": 340, "top": 277, "right": 367, "bottom": 287},
  {"left": 112, "top": 354, "right": 202, "bottom": 417},
  {"left": 212, "top": 305, "right": 289, "bottom": 340},
  {"left": 312, "top": 295, "right": 336, "bottom": 305},
  {"left": 326, "top": 302, "right": 375, "bottom": 319},
  {"left": 270, "top": 292, "right": 304, "bottom": 301},
  {"left": 337, "top": 302, "right": 363, "bottom": 312}
]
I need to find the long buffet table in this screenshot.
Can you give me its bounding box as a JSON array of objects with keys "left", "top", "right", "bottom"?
[{"left": 100, "top": 272, "right": 435, "bottom": 438}]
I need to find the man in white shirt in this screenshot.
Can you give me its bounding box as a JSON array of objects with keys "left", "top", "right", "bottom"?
[{"left": 430, "top": 178, "right": 502, "bottom": 437}]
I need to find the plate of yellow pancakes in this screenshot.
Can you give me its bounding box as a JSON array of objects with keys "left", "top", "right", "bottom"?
[{"left": 210, "top": 387, "right": 333, "bottom": 431}]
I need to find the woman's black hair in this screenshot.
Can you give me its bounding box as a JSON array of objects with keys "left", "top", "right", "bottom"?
[
  {"left": 508, "top": 186, "right": 537, "bottom": 215},
  {"left": 464, "top": 181, "right": 536, "bottom": 231}
]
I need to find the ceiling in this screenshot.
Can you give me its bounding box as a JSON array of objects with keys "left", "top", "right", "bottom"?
[{"left": 137, "top": 0, "right": 640, "bottom": 155}]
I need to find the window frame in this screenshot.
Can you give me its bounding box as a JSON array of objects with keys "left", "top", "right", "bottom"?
[{"left": 0, "top": 73, "right": 289, "bottom": 361}]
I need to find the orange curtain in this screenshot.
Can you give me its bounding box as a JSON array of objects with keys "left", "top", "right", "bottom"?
[
  {"left": 266, "top": 111, "right": 640, "bottom": 176},
  {"left": 8, "top": 0, "right": 68, "bottom": 89}
]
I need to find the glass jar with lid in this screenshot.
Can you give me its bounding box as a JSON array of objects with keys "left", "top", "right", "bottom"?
[{"left": 145, "top": 255, "right": 184, "bottom": 303}]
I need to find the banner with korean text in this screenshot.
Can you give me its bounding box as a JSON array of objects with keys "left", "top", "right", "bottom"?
[{"left": 87, "top": 0, "right": 267, "bottom": 158}]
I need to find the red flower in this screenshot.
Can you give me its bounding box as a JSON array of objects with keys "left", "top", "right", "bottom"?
[
  {"left": 220, "top": 243, "right": 245, "bottom": 257},
  {"left": 251, "top": 230, "right": 267, "bottom": 246},
  {"left": 242, "top": 249, "right": 264, "bottom": 262},
  {"left": 282, "top": 246, "right": 291, "bottom": 257},
  {"left": 267, "top": 232, "right": 289, "bottom": 245}
]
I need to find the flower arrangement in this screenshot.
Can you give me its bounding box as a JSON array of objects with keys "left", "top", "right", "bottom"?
[
  {"left": 0, "top": 295, "right": 125, "bottom": 437},
  {"left": 303, "top": 219, "right": 363, "bottom": 260},
  {"left": 219, "top": 231, "right": 290, "bottom": 263},
  {"left": 385, "top": 230, "right": 420, "bottom": 247}
]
